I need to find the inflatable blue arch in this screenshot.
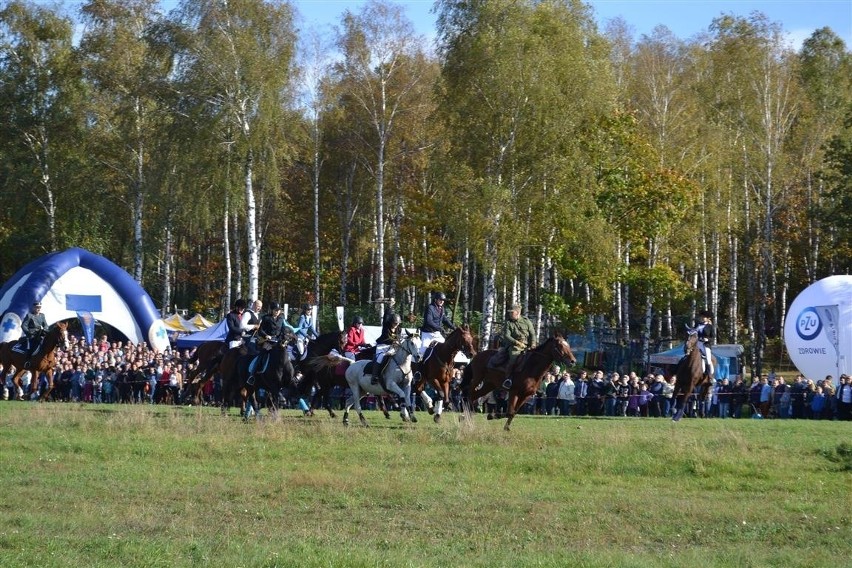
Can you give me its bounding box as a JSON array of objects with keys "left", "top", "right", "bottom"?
[{"left": 0, "top": 247, "right": 169, "bottom": 352}]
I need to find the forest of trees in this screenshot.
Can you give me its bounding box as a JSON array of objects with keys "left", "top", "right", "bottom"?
[{"left": 1, "top": 0, "right": 850, "bottom": 375}]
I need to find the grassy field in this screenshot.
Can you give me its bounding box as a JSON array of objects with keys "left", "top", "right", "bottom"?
[{"left": 0, "top": 402, "right": 849, "bottom": 568}]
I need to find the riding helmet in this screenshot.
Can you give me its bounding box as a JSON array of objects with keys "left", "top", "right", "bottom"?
[
  {"left": 234, "top": 298, "right": 247, "bottom": 309},
  {"left": 353, "top": 315, "right": 364, "bottom": 325},
  {"left": 270, "top": 301, "right": 280, "bottom": 311},
  {"left": 302, "top": 303, "right": 310, "bottom": 312},
  {"left": 433, "top": 291, "right": 447, "bottom": 301},
  {"left": 699, "top": 310, "right": 714, "bottom": 320}
]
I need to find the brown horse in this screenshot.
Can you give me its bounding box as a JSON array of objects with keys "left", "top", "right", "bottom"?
[
  {"left": 183, "top": 340, "right": 225, "bottom": 404},
  {"left": 671, "top": 329, "right": 717, "bottom": 422},
  {"left": 413, "top": 325, "right": 477, "bottom": 422},
  {"left": 461, "top": 333, "right": 576, "bottom": 431},
  {"left": 0, "top": 322, "right": 69, "bottom": 401}
]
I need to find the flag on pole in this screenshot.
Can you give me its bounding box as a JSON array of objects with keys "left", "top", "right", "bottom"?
[{"left": 77, "top": 310, "right": 96, "bottom": 345}]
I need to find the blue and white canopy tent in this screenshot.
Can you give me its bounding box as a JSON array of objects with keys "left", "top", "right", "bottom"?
[{"left": 0, "top": 247, "right": 170, "bottom": 352}]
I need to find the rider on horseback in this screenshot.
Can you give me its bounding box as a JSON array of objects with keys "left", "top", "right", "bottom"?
[
  {"left": 695, "top": 310, "right": 715, "bottom": 378},
  {"left": 495, "top": 304, "right": 535, "bottom": 390},
  {"left": 372, "top": 312, "right": 402, "bottom": 386},
  {"left": 226, "top": 299, "right": 258, "bottom": 351},
  {"left": 419, "top": 291, "right": 456, "bottom": 356},
  {"left": 295, "top": 304, "right": 318, "bottom": 340},
  {"left": 21, "top": 301, "right": 48, "bottom": 369}
]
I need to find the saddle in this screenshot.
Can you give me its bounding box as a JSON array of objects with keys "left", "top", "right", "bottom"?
[
  {"left": 247, "top": 352, "right": 271, "bottom": 379},
  {"left": 487, "top": 349, "right": 509, "bottom": 371}
]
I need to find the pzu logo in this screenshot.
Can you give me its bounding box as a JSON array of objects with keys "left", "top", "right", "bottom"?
[{"left": 796, "top": 307, "right": 822, "bottom": 341}]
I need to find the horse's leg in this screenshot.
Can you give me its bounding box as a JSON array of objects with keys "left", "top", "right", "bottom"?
[
  {"left": 672, "top": 384, "right": 690, "bottom": 422},
  {"left": 384, "top": 379, "right": 410, "bottom": 423},
  {"left": 40, "top": 370, "right": 55, "bottom": 402},
  {"left": 504, "top": 390, "right": 531, "bottom": 432},
  {"left": 11, "top": 370, "right": 24, "bottom": 400}
]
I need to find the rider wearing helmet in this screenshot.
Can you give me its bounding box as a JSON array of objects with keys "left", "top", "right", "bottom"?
[
  {"left": 696, "top": 310, "right": 716, "bottom": 378},
  {"left": 420, "top": 291, "right": 456, "bottom": 356},
  {"left": 295, "top": 303, "right": 318, "bottom": 340},
  {"left": 377, "top": 312, "right": 402, "bottom": 345},
  {"left": 372, "top": 312, "right": 403, "bottom": 385},
  {"left": 258, "top": 302, "right": 290, "bottom": 343},
  {"left": 21, "top": 300, "right": 48, "bottom": 369},
  {"left": 225, "top": 299, "right": 258, "bottom": 350},
  {"left": 343, "top": 315, "right": 369, "bottom": 360}
]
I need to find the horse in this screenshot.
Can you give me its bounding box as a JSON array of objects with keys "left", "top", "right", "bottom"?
[
  {"left": 343, "top": 332, "right": 422, "bottom": 427},
  {"left": 183, "top": 340, "right": 225, "bottom": 404},
  {"left": 219, "top": 340, "right": 297, "bottom": 420},
  {"left": 0, "top": 322, "right": 69, "bottom": 401},
  {"left": 671, "top": 328, "right": 717, "bottom": 422},
  {"left": 413, "top": 325, "right": 477, "bottom": 423},
  {"left": 461, "top": 333, "right": 576, "bottom": 431}
]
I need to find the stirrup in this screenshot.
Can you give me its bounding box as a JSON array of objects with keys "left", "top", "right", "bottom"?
[
  {"left": 246, "top": 376, "right": 255, "bottom": 386},
  {"left": 502, "top": 378, "right": 512, "bottom": 390}
]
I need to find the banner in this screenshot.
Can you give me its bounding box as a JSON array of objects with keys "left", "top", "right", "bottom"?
[
  {"left": 76, "top": 310, "right": 96, "bottom": 345},
  {"left": 336, "top": 306, "right": 345, "bottom": 331}
]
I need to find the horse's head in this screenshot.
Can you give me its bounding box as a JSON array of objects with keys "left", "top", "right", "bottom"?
[
  {"left": 395, "top": 331, "right": 422, "bottom": 364},
  {"left": 292, "top": 335, "right": 307, "bottom": 360},
  {"left": 550, "top": 333, "right": 576, "bottom": 366},
  {"left": 684, "top": 326, "right": 699, "bottom": 355},
  {"left": 451, "top": 325, "right": 477, "bottom": 359},
  {"left": 55, "top": 321, "right": 70, "bottom": 351}
]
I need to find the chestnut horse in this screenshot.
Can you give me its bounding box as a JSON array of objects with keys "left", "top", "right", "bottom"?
[
  {"left": 0, "top": 322, "right": 69, "bottom": 401},
  {"left": 413, "top": 325, "right": 477, "bottom": 422},
  {"left": 461, "top": 333, "right": 576, "bottom": 431},
  {"left": 671, "top": 329, "right": 717, "bottom": 422}
]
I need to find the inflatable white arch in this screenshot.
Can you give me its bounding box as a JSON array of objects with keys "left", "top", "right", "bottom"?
[
  {"left": 0, "top": 247, "right": 169, "bottom": 352},
  {"left": 783, "top": 275, "right": 852, "bottom": 385}
]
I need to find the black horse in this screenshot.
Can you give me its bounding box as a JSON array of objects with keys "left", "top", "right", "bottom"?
[{"left": 220, "top": 340, "right": 297, "bottom": 420}]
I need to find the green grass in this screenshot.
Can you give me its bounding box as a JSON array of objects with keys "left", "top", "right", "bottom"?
[{"left": 0, "top": 403, "right": 849, "bottom": 567}]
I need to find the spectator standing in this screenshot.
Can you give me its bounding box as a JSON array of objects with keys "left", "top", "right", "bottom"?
[
  {"left": 716, "top": 378, "right": 732, "bottom": 418},
  {"left": 810, "top": 386, "right": 826, "bottom": 419},
  {"left": 574, "top": 371, "right": 588, "bottom": 416},
  {"left": 544, "top": 371, "right": 560, "bottom": 415},
  {"left": 837, "top": 375, "right": 852, "bottom": 420},
  {"left": 557, "top": 372, "right": 575, "bottom": 416}
]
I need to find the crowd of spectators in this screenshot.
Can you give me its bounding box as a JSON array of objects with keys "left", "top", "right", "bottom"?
[
  {"left": 2, "top": 334, "right": 191, "bottom": 404},
  {"left": 476, "top": 367, "right": 852, "bottom": 420},
  {"left": 3, "top": 333, "right": 852, "bottom": 422}
]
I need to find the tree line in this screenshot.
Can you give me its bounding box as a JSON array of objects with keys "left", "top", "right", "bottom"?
[{"left": 1, "top": 0, "right": 850, "bottom": 375}]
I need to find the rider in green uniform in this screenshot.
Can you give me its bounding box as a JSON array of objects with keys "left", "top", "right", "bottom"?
[{"left": 495, "top": 304, "right": 535, "bottom": 390}]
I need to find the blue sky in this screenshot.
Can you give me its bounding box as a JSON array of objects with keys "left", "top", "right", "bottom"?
[{"left": 292, "top": 0, "right": 852, "bottom": 49}]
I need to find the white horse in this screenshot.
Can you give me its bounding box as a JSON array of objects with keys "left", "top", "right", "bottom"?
[{"left": 343, "top": 332, "right": 422, "bottom": 427}]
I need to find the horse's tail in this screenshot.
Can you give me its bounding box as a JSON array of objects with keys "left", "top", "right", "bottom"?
[{"left": 460, "top": 362, "right": 473, "bottom": 390}]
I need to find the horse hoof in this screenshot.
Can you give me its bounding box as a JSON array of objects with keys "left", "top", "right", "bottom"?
[
  {"left": 433, "top": 414, "right": 441, "bottom": 424},
  {"left": 427, "top": 407, "right": 434, "bottom": 415},
  {"left": 486, "top": 414, "right": 494, "bottom": 420},
  {"left": 504, "top": 424, "right": 511, "bottom": 432},
  {"left": 410, "top": 414, "right": 418, "bottom": 423}
]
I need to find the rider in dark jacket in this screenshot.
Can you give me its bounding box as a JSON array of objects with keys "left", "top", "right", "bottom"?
[{"left": 21, "top": 301, "right": 48, "bottom": 368}]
